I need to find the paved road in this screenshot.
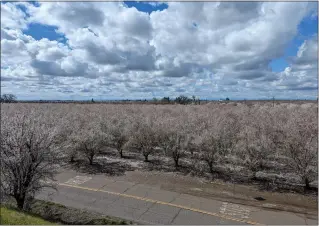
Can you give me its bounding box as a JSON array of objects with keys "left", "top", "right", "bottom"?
[{"left": 37, "top": 171, "right": 318, "bottom": 225}]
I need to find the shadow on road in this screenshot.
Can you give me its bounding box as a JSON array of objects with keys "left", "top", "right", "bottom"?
[
  {"left": 61, "top": 151, "right": 318, "bottom": 197},
  {"left": 142, "top": 158, "right": 202, "bottom": 177},
  {"left": 65, "top": 159, "right": 134, "bottom": 176}
]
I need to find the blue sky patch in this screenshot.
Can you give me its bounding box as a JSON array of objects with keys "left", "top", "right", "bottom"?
[
  {"left": 269, "top": 9, "right": 318, "bottom": 72},
  {"left": 14, "top": 2, "right": 68, "bottom": 43},
  {"left": 124, "top": 1, "right": 168, "bottom": 14},
  {"left": 298, "top": 13, "right": 318, "bottom": 38},
  {"left": 269, "top": 58, "right": 289, "bottom": 72},
  {"left": 23, "top": 23, "right": 67, "bottom": 43}
]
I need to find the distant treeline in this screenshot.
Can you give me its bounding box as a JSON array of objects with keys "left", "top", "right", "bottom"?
[
  {"left": 1, "top": 93, "right": 316, "bottom": 105},
  {"left": 10, "top": 95, "right": 207, "bottom": 105},
  {"left": 0, "top": 94, "right": 17, "bottom": 103}
]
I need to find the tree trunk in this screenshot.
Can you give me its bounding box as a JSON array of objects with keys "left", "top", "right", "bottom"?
[
  {"left": 207, "top": 161, "right": 213, "bottom": 174},
  {"left": 304, "top": 177, "right": 310, "bottom": 191},
  {"left": 174, "top": 157, "right": 179, "bottom": 168},
  {"left": 119, "top": 149, "right": 123, "bottom": 158},
  {"left": 16, "top": 195, "right": 26, "bottom": 210},
  {"left": 252, "top": 170, "right": 257, "bottom": 180},
  {"left": 70, "top": 155, "right": 75, "bottom": 163},
  {"left": 164, "top": 147, "right": 168, "bottom": 156},
  {"left": 143, "top": 153, "right": 149, "bottom": 162},
  {"left": 88, "top": 154, "right": 94, "bottom": 165}
]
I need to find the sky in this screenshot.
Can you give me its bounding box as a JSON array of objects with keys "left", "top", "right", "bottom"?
[{"left": 1, "top": 1, "right": 318, "bottom": 100}]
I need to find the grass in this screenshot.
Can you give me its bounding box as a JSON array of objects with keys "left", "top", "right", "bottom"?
[
  {"left": 30, "top": 199, "right": 131, "bottom": 225},
  {"left": 1, "top": 198, "right": 132, "bottom": 225},
  {"left": 0, "top": 206, "right": 56, "bottom": 225}
]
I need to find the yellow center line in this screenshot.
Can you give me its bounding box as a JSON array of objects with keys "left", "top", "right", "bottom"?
[{"left": 59, "top": 182, "right": 262, "bottom": 225}]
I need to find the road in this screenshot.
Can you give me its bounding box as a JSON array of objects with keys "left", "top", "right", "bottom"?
[{"left": 37, "top": 170, "right": 318, "bottom": 225}]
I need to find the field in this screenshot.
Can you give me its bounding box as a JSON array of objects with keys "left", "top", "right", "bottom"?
[{"left": 1, "top": 101, "right": 318, "bottom": 206}]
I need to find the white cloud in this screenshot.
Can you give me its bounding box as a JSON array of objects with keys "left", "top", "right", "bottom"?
[
  {"left": 1, "top": 3, "right": 28, "bottom": 29},
  {"left": 0, "top": 2, "right": 317, "bottom": 100},
  {"left": 275, "top": 35, "right": 318, "bottom": 92}
]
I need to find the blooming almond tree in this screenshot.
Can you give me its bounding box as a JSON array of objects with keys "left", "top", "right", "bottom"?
[
  {"left": 76, "top": 130, "right": 106, "bottom": 165},
  {"left": 169, "top": 134, "right": 187, "bottom": 168},
  {"left": 129, "top": 121, "right": 158, "bottom": 162},
  {"left": 1, "top": 109, "right": 63, "bottom": 209},
  {"left": 157, "top": 113, "right": 192, "bottom": 168},
  {"left": 242, "top": 133, "right": 271, "bottom": 179},
  {"left": 197, "top": 132, "right": 222, "bottom": 174},
  {"left": 160, "top": 131, "right": 188, "bottom": 168},
  {"left": 58, "top": 113, "right": 81, "bottom": 162},
  {"left": 158, "top": 121, "right": 190, "bottom": 168},
  {"left": 74, "top": 113, "right": 106, "bottom": 165},
  {"left": 198, "top": 111, "right": 239, "bottom": 175},
  {"left": 282, "top": 108, "right": 318, "bottom": 190},
  {"left": 101, "top": 117, "right": 131, "bottom": 158}
]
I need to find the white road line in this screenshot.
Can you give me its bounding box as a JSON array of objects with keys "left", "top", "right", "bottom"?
[
  {"left": 64, "top": 175, "right": 92, "bottom": 185},
  {"left": 220, "top": 202, "right": 251, "bottom": 219}
]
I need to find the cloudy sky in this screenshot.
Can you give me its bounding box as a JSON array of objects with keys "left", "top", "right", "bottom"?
[{"left": 1, "top": 1, "right": 318, "bottom": 100}]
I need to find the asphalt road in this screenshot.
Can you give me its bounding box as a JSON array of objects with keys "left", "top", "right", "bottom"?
[{"left": 36, "top": 170, "right": 318, "bottom": 225}]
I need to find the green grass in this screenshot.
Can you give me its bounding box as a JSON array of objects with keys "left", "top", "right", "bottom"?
[
  {"left": 30, "top": 200, "right": 130, "bottom": 225},
  {"left": 1, "top": 199, "right": 132, "bottom": 225},
  {"left": 0, "top": 206, "right": 56, "bottom": 225}
]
